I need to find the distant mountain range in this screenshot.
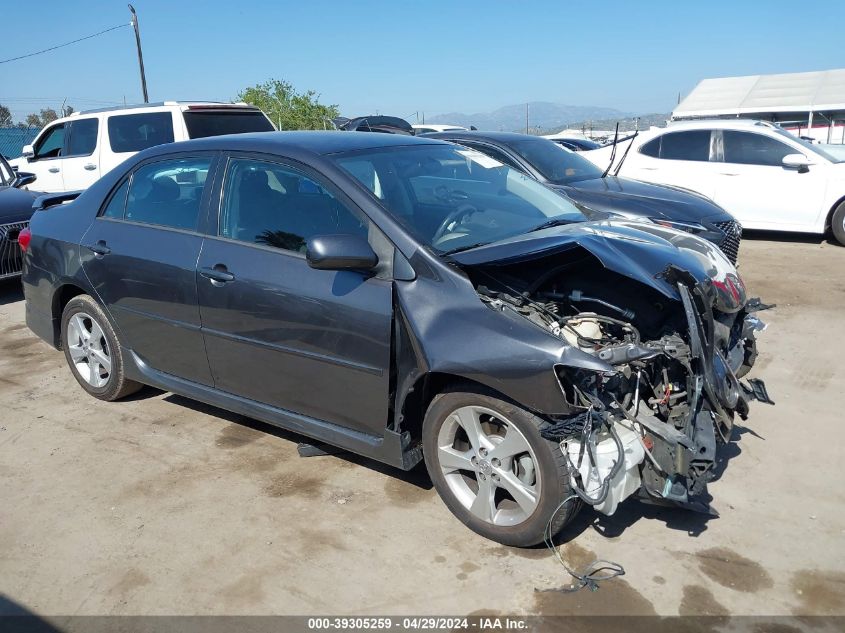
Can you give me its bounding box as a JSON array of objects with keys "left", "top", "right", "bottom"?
[
  {"left": 427, "top": 101, "right": 631, "bottom": 132},
  {"left": 544, "top": 112, "right": 671, "bottom": 135},
  {"left": 426, "top": 101, "right": 669, "bottom": 134}
]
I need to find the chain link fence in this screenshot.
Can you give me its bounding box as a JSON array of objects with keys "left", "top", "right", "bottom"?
[{"left": 0, "top": 127, "right": 39, "bottom": 160}]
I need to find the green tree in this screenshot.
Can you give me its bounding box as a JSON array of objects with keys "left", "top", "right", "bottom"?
[
  {"left": 25, "top": 108, "right": 59, "bottom": 128},
  {"left": 0, "top": 104, "right": 12, "bottom": 127},
  {"left": 237, "top": 79, "right": 339, "bottom": 130}
]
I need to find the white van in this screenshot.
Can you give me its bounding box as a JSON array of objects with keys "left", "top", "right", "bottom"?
[{"left": 10, "top": 101, "right": 275, "bottom": 192}]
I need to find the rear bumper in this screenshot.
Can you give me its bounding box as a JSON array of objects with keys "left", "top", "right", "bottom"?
[
  {"left": 25, "top": 301, "right": 57, "bottom": 349},
  {"left": 22, "top": 265, "right": 60, "bottom": 349}
]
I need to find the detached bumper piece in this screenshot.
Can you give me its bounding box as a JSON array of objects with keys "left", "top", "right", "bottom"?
[
  {"left": 742, "top": 378, "right": 775, "bottom": 405},
  {"left": 0, "top": 220, "right": 28, "bottom": 279}
]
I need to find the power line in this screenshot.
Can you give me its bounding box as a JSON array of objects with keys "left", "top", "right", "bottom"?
[{"left": 0, "top": 23, "right": 130, "bottom": 65}]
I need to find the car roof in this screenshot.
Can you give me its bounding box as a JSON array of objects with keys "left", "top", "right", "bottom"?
[
  {"left": 665, "top": 118, "right": 781, "bottom": 132},
  {"left": 72, "top": 101, "right": 260, "bottom": 116},
  {"left": 424, "top": 130, "right": 548, "bottom": 144},
  {"left": 139, "top": 130, "right": 446, "bottom": 158}
]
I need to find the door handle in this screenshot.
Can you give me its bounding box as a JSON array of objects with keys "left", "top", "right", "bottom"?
[
  {"left": 86, "top": 240, "right": 111, "bottom": 257},
  {"left": 84, "top": 163, "right": 97, "bottom": 171},
  {"left": 48, "top": 167, "right": 60, "bottom": 173},
  {"left": 200, "top": 265, "right": 235, "bottom": 285}
]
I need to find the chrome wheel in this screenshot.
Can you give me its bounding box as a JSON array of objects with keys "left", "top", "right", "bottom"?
[
  {"left": 66, "top": 312, "right": 112, "bottom": 388},
  {"left": 436, "top": 405, "right": 540, "bottom": 526}
]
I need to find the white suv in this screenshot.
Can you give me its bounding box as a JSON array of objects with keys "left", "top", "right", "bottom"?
[
  {"left": 583, "top": 119, "right": 845, "bottom": 244},
  {"left": 10, "top": 101, "right": 274, "bottom": 192}
]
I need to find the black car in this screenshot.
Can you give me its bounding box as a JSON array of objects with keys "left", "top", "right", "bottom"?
[
  {"left": 424, "top": 131, "right": 743, "bottom": 264},
  {"left": 0, "top": 153, "right": 39, "bottom": 279},
  {"left": 22, "top": 132, "right": 768, "bottom": 546},
  {"left": 548, "top": 137, "right": 603, "bottom": 151}
]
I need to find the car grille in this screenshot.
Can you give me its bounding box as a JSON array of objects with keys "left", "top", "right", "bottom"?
[
  {"left": 0, "top": 220, "right": 29, "bottom": 279},
  {"left": 713, "top": 220, "right": 742, "bottom": 265}
]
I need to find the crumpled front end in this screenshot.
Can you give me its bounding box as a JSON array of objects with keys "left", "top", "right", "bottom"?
[{"left": 461, "top": 226, "right": 772, "bottom": 516}]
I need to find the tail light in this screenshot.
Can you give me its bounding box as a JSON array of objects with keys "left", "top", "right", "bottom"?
[{"left": 18, "top": 227, "right": 31, "bottom": 253}]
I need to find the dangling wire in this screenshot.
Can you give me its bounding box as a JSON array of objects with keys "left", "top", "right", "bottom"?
[{"left": 537, "top": 494, "right": 626, "bottom": 593}]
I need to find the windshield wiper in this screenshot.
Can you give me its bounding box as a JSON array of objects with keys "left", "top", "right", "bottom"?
[
  {"left": 441, "top": 241, "right": 490, "bottom": 256},
  {"left": 527, "top": 218, "right": 577, "bottom": 233},
  {"left": 601, "top": 122, "right": 620, "bottom": 178}
]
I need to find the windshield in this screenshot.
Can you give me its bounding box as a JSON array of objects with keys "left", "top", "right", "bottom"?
[
  {"left": 334, "top": 144, "right": 587, "bottom": 254},
  {"left": 774, "top": 127, "right": 843, "bottom": 163},
  {"left": 508, "top": 139, "right": 605, "bottom": 184}
]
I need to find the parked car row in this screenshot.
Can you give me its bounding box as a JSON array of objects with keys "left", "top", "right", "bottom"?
[
  {"left": 582, "top": 119, "right": 845, "bottom": 245},
  {"left": 422, "top": 130, "right": 743, "bottom": 263},
  {"left": 20, "top": 128, "right": 771, "bottom": 546}
]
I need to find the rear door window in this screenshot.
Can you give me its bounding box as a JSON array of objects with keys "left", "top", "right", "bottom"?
[
  {"left": 107, "top": 112, "right": 175, "bottom": 153},
  {"left": 723, "top": 131, "right": 796, "bottom": 166},
  {"left": 183, "top": 111, "right": 274, "bottom": 138},
  {"left": 656, "top": 131, "right": 711, "bottom": 161},
  {"left": 66, "top": 118, "right": 99, "bottom": 157},
  {"left": 124, "top": 157, "right": 211, "bottom": 230}
]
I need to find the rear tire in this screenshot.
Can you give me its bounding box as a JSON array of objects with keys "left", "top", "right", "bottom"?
[
  {"left": 422, "top": 385, "right": 580, "bottom": 547},
  {"left": 831, "top": 201, "right": 845, "bottom": 246},
  {"left": 60, "top": 295, "right": 141, "bottom": 401}
]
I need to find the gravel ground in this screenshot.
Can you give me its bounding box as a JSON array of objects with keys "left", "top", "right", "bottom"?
[{"left": 0, "top": 233, "right": 843, "bottom": 617}]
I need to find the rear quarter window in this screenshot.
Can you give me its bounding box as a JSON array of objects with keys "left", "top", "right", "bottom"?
[
  {"left": 108, "top": 112, "right": 175, "bottom": 153},
  {"left": 182, "top": 111, "right": 274, "bottom": 138}
]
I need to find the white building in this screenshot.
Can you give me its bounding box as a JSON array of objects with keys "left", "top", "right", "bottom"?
[{"left": 672, "top": 68, "right": 845, "bottom": 144}]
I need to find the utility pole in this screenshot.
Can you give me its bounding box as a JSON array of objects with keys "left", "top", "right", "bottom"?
[
  {"left": 128, "top": 4, "right": 149, "bottom": 103},
  {"left": 526, "top": 102, "right": 529, "bottom": 134}
]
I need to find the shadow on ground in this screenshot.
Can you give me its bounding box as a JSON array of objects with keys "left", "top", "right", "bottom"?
[
  {"left": 742, "top": 229, "right": 839, "bottom": 246},
  {"left": 0, "top": 280, "right": 23, "bottom": 307},
  {"left": 163, "top": 392, "right": 434, "bottom": 491}
]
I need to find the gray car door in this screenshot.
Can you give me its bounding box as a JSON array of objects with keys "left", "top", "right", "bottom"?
[
  {"left": 80, "top": 154, "right": 217, "bottom": 385},
  {"left": 196, "top": 154, "right": 394, "bottom": 435}
]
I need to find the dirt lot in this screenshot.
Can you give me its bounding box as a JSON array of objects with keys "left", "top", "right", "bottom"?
[{"left": 1, "top": 234, "right": 844, "bottom": 617}]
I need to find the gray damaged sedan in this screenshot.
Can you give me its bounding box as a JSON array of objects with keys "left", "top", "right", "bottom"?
[{"left": 21, "top": 132, "right": 771, "bottom": 546}]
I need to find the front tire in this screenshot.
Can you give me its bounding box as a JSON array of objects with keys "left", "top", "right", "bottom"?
[
  {"left": 422, "top": 386, "right": 580, "bottom": 547},
  {"left": 831, "top": 201, "right": 845, "bottom": 246},
  {"left": 61, "top": 295, "right": 141, "bottom": 401}
]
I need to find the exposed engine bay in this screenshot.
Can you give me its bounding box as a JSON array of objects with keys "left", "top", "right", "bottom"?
[{"left": 466, "top": 244, "right": 773, "bottom": 516}]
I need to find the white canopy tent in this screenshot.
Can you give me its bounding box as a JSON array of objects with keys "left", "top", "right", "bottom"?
[{"left": 672, "top": 69, "right": 845, "bottom": 143}]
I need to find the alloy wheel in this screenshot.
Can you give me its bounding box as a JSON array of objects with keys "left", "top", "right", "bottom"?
[
  {"left": 436, "top": 405, "right": 540, "bottom": 526},
  {"left": 66, "top": 312, "right": 112, "bottom": 388}
]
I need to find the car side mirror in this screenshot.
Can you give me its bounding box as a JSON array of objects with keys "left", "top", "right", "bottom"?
[
  {"left": 782, "top": 153, "right": 811, "bottom": 173},
  {"left": 306, "top": 234, "right": 378, "bottom": 271},
  {"left": 14, "top": 171, "right": 37, "bottom": 188},
  {"left": 21, "top": 145, "right": 34, "bottom": 160}
]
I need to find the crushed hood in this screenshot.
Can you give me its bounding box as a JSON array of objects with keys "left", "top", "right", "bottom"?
[{"left": 451, "top": 220, "right": 746, "bottom": 312}]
